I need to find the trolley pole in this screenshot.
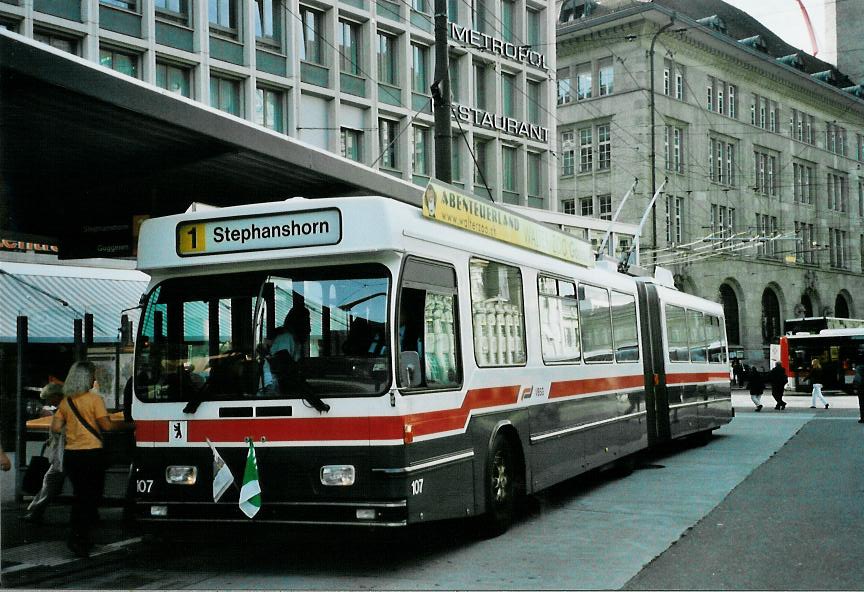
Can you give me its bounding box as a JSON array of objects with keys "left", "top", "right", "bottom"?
[
  {"left": 648, "top": 18, "right": 674, "bottom": 267},
  {"left": 432, "top": 0, "right": 452, "bottom": 183},
  {"left": 15, "top": 316, "right": 27, "bottom": 502}
]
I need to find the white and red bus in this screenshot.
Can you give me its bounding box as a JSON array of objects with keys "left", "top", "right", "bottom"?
[
  {"left": 131, "top": 184, "right": 733, "bottom": 534},
  {"left": 779, "top": 329, "right": 864, "bottom": 392}
]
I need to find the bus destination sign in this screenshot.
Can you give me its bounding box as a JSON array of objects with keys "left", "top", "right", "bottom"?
[
  {"left": 176, "top": 209, "right": 342, "bottom": 256},
  {"left": 422, "top": 181, "right": 594, "bottom": 268}
]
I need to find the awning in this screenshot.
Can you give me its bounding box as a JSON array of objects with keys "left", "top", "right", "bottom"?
[{"left": 0, "top": 261, "right": 150, "bottom": 343}]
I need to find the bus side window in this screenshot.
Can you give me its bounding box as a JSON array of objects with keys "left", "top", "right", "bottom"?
[
  {"left": 469, "top": 258, "right": 527, "bottom": 367},
  {"left": 611, "top": 291, "right": 639, "bottom": 362},
  {"left": 665, "top": 304, "right": 689, "bottom": 362},
  {"left": 398, "top": 259, "right": 462, "bottom": 390},
  {"left": 578, "top": 283, "right": 613, "bottom": 363},
  {"left": 687, "top": 309, "right": 707, "bottom": 362},
  {"left": 538, "top": 276, "right": 581, "bottom": 364}
]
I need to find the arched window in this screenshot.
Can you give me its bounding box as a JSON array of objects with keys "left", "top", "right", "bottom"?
[
  {"left": 761, "top": 288, "right": 781, "bottom": 344},
  {"left": 835, "top": 294, "right": 850, "bottom": 318},
  {"left": 719, "top": 284, "right": 740, "bottom": 345}
]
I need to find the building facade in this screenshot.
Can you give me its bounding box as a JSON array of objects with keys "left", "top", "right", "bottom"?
[
  {"left": 556, "top": 0, "right": 864, "bottom": 363},
  {"left": 0, "top": 0, "right": 560, "bottom": 207}
]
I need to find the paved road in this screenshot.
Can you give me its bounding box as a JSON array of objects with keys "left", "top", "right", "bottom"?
[{"left": 23, "top": 400, "right": 863, "bottom": 590}]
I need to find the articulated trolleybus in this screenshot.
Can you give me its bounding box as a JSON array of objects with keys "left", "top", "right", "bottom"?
[{"left": 132, "top": 183, "right": 733, "bottom": 534}]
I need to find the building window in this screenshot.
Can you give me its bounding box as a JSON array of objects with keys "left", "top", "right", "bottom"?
[
  {"left": 412, "top": 126, "right": 429, "bottom": 176},
  {"left": 471, "top": 0, "right": 487, "bottom": 34},
  {"left": 561, "top": 130, "right": 575, "bottom": 176},
  {"left": 451, "top": 136, "right": 462, "bottom": 181},
  {"left": 501, "top": 72, "right": 516, "bottom": 118},
  {"left": 502, "top": 146, "right": 517, "bottom": 192},
  {"left": 576, "top": 63, "right": 592, "bottom": 100},
  {"left": 710, "top": 204, "right": 736, "bottom": 247},
  {"left": 474, "top": 138, "right": 490, "bottom": 189},
  {"left": 102, "top": 0, "right": 137, "bottom": 10},
  {"left": 300, "top": 6, "right": 323, "bottom": 65},
  {"left": 793, "top": 162, "right": 815, "bottom": 205},
  {"left": 664, "top": 125, "right": 684, "bottom": 174},
  {"left": 675, "top": 70, "right": 684, "bottom": 100},
  {"left": 826, "top": 122, "right": 848, "bottom": 156},
  {"left": 99, "top": 47, "right": 138, "bottom": 78},
  {"left": 500, "top": 0, "right": 515, "bottom": 42},
  {"left": 412, "top": 0, "right": 427, "bottom": 12},
  {"left": 754, "top": 150, "right": 777, "bottom": 196},
  {"left": 663, "top": 65, "right": 670, "bottom": 96},
  {"left": 411, "top": 44, "right": 429, "bottom": 94},
  {"left": 155, "top": 60, "right": 191, "bottom": 97},
  {"left": 341, "top": 128, "right": 363, "bottom": 162},
  {"left": 709, "top": 137, "right": 736, "bottom": 186},
  {"left": 580, "top": 196, "right": 593, "bottom": 217},
  {"left": 728, "top": 84, "right": 736, "bottom": 118},
  {"left": 663, "top": 59, "right": 683, "bottom": 99},
  {"left": 527, "top": 80, "right": 541, "bottom": 125},
  {"left": 756, "top": 213, "right": 778, "bottom": 258},
  {"left": 254, "top": 0, "right": 278, "bottom": 41},
  {"left": 377, "top": 33, "right": 397, "bottom": 86},
  {"left": 34, "top": 29, "right": 79, "bottom": 55},
  {"left": 859, "top": 179, "right": 864, "bottom": 217},
  {"left": 557, "top": 67, "right": 571, "bottom": 105},
  {"left": 665, "top": 195, "right": 683, "bottom": 244},
  {"left": 379, "top": 118, "right": 399, "bottom": 170},
  {"left": 209, "top": 0, "right": 238, "bottom": 35},
  {"left": 562, "top": 199, "right": 576, "bottom": 215},
  {"left": 829, "top": 228, "right": 848, "bottom": 269},
  {"left": 210, "top": 74, "right": 242, "bottom": 116},
  {"left": 795, "top": 221, "right": 816, "bottom": 264},
  {"left": 827, "top": 172, "right": 848, "bottom": 212},
  {"left": 597, "top": 125, "right": 611, "bottom": 170},
  {"left": 475, "top": 63, "right": 488, "bottom": 110},
  {"left": 156, "top": 0, "right": 189, "bottom": 24},
  {"left": 598, "top": 194, "right": 612, "bottom": 220},
  {"left": 339, "top": 20, "right": 362, "bottom": 75},
  {"left": 527, "top": 8, "right": 541, "bottom": 48},
  {"left": 579, "top": 127, "right": 592, "bottom": 173},
  {"left": 254, "top": 86, "right": 284, "bottom": 132},
  {"left": 527, "top": 152, "right": 541, "bottom": 197},
  {"left": 706, "top": 79, "right": 713, "bottom": 111},
  {"left": 597, "top": 58, "right": 613, "bottom": 96},
  {"left": 449, "top": 54, "right": 460, "bottom": 102}
]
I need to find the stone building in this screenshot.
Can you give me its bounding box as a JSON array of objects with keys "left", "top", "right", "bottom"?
[{"left": 556, "top": 0, "right": 864, "bottom": 363}]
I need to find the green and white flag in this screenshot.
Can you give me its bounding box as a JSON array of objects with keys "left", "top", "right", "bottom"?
[{"left": 239, "top": 440, "right": 261, "bottom": 518}]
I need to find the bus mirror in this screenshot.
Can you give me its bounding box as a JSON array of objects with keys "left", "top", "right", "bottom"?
[{"left": 399, "top": 351, "right": 422, "bottom": 387}]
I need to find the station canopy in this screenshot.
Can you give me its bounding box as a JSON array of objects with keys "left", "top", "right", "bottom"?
[
  {"left": 0, "top": 261, "right": 149, "bottom": 343},
  {"left": 0, "top": 31, "right": 422, "bottom": 259}
]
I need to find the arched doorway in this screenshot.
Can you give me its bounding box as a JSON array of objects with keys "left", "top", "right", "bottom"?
[
  {"left": 835, "top": 293, "right": 850, "bottom": 318},
  {"left": 719, "top": 284, "right": 740, "bottom": 345},
  {"left": 761, "top": 288, "right": 782, "bottom": 345}
]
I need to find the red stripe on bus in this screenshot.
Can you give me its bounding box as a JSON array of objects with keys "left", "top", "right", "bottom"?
[
  {"left": 549, "top": 375, "right": 644, "bottom": 399},
  {"left": 135, "top": 385, "right": 521, "bottom": 443},
  {"left": 665, "top": 372, "right": 729, "bottom": 384}
]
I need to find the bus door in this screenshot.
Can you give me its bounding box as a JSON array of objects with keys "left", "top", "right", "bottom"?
[{"left": 636, "top": 282, "right": 670, "bottom": 446}]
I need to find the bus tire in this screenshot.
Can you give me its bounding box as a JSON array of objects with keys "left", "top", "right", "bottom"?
[{"left": 479, "top": 434, "right": 516, "bottom": 538}]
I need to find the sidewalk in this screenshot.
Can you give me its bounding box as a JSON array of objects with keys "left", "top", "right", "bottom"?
[{"left": 0, "top": 500, "right": 141, "bottom": 588}]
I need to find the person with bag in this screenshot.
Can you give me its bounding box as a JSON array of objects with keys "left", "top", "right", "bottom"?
[
  {"left": 24, "top": 383, "right": 66, "bottom": 523},
  {"left": 809, "top": 358, "right": 829, "bottom": 409},
  {"left": 768, "top": 361, "right": 788, "bottom": 411},
  {"left": 50, "top": 361, "right": 133, "bottom": 558},
  {"left": 748, "top": 366, "right": 765, "bottom": 411}
]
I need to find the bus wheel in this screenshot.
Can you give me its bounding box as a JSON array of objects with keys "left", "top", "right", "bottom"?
[{"left": 479, "top": 434, "right": 515, "bottom": 538}]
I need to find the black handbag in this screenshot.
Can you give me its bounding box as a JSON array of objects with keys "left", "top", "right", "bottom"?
[{"left": 22, "top": 443, "right": 50, "bottom": 495}]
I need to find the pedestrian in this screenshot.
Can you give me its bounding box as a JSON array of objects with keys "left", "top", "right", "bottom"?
[
  {"left": 809, "top": 358, "right": 829, "bottom": 409},
  {"left": 853, "top": 364, "right": 864, "bottom": 424},
  {"left": 24, "top": 383, "right": 66, "bottom": 523},
  {"left": 748, "top": 366, "right": 765, "bottom": 411},
  {"left": 768, "top": 361, "right": 788, "bottom": 410},
  {"left": 732, "top": 359, "right": 744, "bottom": 388},
  {"left": 51, "top": 361, "right": 132, "bottom": 558}
]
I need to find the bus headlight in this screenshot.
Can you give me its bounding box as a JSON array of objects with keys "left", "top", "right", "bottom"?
[
  {"left": 320, "top": 465, "right": 355, "bottom": 486},
  {"left": 165, "top": 465, "right": 197, "bottom": 485}
]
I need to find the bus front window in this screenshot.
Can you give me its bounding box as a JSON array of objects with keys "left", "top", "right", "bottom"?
[{"left": 134, "top": 265, "right": 391, "bottom": 403}]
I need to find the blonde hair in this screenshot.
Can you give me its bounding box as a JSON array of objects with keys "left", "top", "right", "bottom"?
[
  {"left": 811, "top": 358, "right": 822, "bottom": 369},
  {"left": 63, "top": 361, "right": 96, "bottom": 396}
]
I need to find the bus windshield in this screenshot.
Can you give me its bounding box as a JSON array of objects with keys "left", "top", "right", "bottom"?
[{"left": 134, "top": 264, "right": 391, "bottom": 404}]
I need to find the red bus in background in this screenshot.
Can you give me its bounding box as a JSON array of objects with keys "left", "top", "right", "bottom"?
[{"left": 779, "top": 329, "right": 864, "bottom": 392}]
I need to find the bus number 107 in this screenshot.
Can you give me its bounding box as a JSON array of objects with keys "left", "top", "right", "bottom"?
[{"left": 410, "top": 478, "right": 424, "bottom": 495}]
